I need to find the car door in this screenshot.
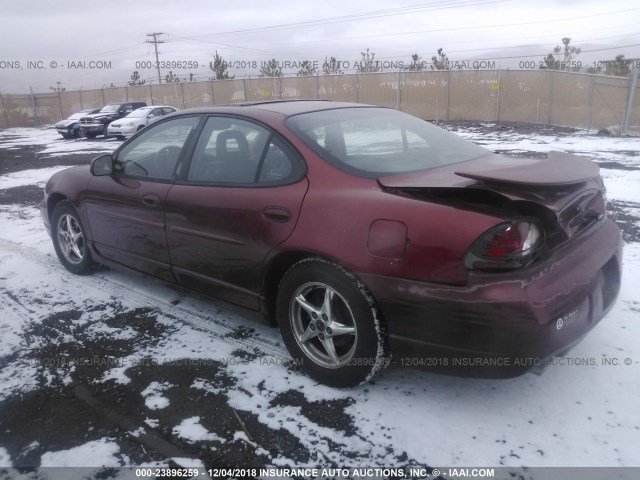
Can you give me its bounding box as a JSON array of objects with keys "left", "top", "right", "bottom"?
[
  {"left": 165, "top": 115, "right": 308, "bottom": 310},
  {"left": 85, "top": 115, "right": 201, "bottom": 280}
]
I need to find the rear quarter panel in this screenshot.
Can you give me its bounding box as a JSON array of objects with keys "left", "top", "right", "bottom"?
[{"left": 266, "top": 118, "right": 505, "bottom": 286}]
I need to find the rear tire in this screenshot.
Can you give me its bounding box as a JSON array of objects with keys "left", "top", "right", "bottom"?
[
  {"left": 51, "top": 201, "right": 96, "bottom": 275},
  {"left": 276, "top": 258, "right": 390, "bottom": 388}
]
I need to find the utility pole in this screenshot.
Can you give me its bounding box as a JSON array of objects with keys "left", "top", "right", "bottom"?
[{"left": 146, "top": 32, "right": 165, "bottom": 84}]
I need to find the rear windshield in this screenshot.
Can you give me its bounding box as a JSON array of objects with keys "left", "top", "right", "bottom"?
[{"left": 286, "top": 107, "right": 488, "bottom": 177}]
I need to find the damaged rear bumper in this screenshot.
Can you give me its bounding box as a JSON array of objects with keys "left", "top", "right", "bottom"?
[{"left": 359, "top": 218, "right": 622, "bottom": 378}]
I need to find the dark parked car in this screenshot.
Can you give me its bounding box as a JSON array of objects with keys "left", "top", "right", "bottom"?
[
  {"left": 40, "top": 101, "right": 622, "bottom": 387},
  {"left": 79, "top": 101, "right": 147, "bottom": 138},
  {"left": 54, "top": 108, "right": 101, "bottom": 138}
]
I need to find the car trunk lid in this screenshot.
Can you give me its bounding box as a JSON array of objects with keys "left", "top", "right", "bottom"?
[{"left": 378, "top": 152, "right": 606, "bottom": 242}]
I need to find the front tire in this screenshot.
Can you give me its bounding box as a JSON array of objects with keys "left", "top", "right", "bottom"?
[
  {"left": 51, "top": 201, "right": 96, "bottom": 275},
  {"left": 276, "top": 258, "right": 390, "bottom": 388}
]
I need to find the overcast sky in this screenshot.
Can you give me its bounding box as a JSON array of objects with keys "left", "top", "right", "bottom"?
[{"left": 0, "top": 0, "right": 638, "bottom": 93}]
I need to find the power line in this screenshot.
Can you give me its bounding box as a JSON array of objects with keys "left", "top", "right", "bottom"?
[
  {"left": 254, "top": 7, "right": 640, "bottom": 48},
  {"left": 171, "top": 0, "right": 506, "bottom": 40},
  {"left": 146, "top": 32, "right": 165, "bottom": 84}
]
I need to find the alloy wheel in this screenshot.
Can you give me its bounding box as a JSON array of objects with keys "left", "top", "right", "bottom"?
[
  {"left": 56, "top": 214, "right": 85, "bottom": 265},
  {"left": 289, "top": 282, "right": 358, "bottom": 369}
]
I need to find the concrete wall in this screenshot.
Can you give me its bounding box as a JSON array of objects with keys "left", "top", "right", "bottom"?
[{"left": 1, "top": 70, "right": 638, "bottom": 135}]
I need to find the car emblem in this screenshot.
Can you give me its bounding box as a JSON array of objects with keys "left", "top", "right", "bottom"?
[{"left": 556, "top": 309, "right": 578, "bottom": 330}]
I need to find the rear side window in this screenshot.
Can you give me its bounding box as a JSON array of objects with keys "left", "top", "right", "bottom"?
[
  {"left": 186, "top": 116, "right": 305, "bottom": 186},
  {"left": 286, "top": 107, "right": 488, "bottom": 178}
]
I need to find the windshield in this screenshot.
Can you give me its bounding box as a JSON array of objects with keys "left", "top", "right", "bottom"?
[
  {"left": 67, "top": 112, "right": 84, "bottom": 120},
  {"left": 286, "top": 107, "right": 488, "bottom": 178},
  {"left": 126, "top": 108, "right": 151, "bottom": 118},
  {"left": 99, "top": 104, "right": 120, "bottom": 113}
]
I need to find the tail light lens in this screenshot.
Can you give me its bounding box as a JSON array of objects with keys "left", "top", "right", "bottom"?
[{"left": 465, "top": 221, "right": 542, "bottom": 271}]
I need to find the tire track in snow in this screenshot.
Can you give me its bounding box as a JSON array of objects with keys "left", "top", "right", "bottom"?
[{"left": 0, "top": 238, "right": 290, "bottom": 362}]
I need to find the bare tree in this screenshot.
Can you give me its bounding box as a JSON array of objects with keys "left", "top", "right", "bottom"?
[
  {"left": 405, "top": 53, "right": 425, "bottom": 71},
  {"left": 356, "top": 48, "right": 380, "bottom": 73},
  {"left": 322, "top": 57, "right": 344, "bottom": 75}
]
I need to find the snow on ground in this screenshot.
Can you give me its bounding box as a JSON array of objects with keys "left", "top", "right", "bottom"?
[
  {"left": 172, "top": 417, "right": 225, "bottom": 444},
  {"left": 0, "top": 166, "right": 71, "bottom": 189},
  {"left": 452, "top": 123, "right": 640, "bottom": 167},
  {"left": 0, "top": 127, "right": 120, "bottom": 158},
  {"left": 0, "top": 126, "right": 639, "bottom": 474},
  {"left": 39, "top": 438, "right": 125, "bottom": 467},
  {"left": 141, "top": 382, "right": 173, "bottom": 410}
]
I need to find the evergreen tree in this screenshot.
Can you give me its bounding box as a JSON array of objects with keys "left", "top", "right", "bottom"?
[
  {"left": 209, "top": 51, "right": 234, "bottom": 80},
  {"left": 128, "top": 71, "right": 146, "bottom": 86},
  {"left": 165, "top": 71, "right": 181, "bottom": 83},
  {"left": 260, "top": 59, "right": 283, "bottom": 78},
  {"left": 540, "top": 38, "right": 581, "bottom": 71},
  {"left": 297, "top": 60, "right": 318, "bottom": 76},
  {"left": 431, "top": 48, "right": 450, "bottom": 70}
]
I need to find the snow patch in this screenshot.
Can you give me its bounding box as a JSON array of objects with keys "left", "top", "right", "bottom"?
[
  {"left": 141, "top": 381, "right": 173, "bottom": 410},
  {"left": 39, "top": 438, "right": 123, "bottom": 467},
  {"left": 0, "top": 446, "right": 11, "bottom": 467},
  {"left": 172, "top": 416, "right": 225, "bottom": 443}
]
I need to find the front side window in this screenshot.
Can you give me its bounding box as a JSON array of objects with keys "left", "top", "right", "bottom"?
[
  {"left": 114, "top": 116, "right": 200, "bottom": 181},
  {"left": 286, "top": 107, "right": 489, "bottom": 178}
]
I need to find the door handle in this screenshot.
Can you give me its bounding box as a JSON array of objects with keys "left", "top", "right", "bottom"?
[
  {"left": 262, "top": 207, "right": 291, "bottom": 223},
  {"left": 142, "top": 194, "right": 160, "bottom": 207}
]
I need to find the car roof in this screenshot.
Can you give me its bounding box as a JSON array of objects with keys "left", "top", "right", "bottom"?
[
  {"left": 106, "top": 101, "right": 146, "bottom": 106},
  {"left": 176, "top": 100, "right": 377, "bottom": 118}
]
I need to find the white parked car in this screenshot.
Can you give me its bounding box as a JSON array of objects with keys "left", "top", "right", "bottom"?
[{"left": 107, "top": 105, "right": 178, "bottom": 138}]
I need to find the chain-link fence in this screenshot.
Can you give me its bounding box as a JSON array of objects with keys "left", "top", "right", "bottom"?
[{"left": 1, "top": 69, "right": 638, "bottom": 135}]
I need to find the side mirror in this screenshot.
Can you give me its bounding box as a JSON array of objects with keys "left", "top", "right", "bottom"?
[{"left": 91, "top": 154, "right": 113, "bottom": 176}]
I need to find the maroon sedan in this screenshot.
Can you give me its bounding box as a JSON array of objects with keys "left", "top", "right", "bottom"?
[{"left": 41, "top": 101, "right": 622, "bottom": 387}]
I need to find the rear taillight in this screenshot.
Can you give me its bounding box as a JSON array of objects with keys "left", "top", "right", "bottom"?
[{"left": 465, "top": 221, "right": 542, "bottom": 271}]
